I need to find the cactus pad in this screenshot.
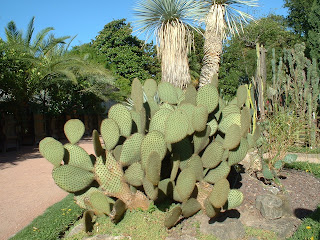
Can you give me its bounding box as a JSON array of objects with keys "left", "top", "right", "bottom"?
[
  {"left": 181, "top": 198, "right": 201, "bottom": 218},
  {"left": 201, "top": 141, "right": 224, "bottom": 169},
  {"left": 64, "top": 119, "right": 85, "bottom": 144},
  {"left": 223, "top": 124, "right": 241, "bottom": 150},
  {"left": 193, "top": 126, "right": 210, "bottom": 154},
  {"left": 165, "top": 109, "right": 189, "bottom": 143},
  {"left": 236, "top": 85, "right": 247, "bottom": 107},
  {"left": 131, "top": 78, "right": 144, "bottom": 112},
  {"left": 145, "top": 151, "right": 162, "bottom": 185},
  {"left": 52, "top": 165, "right": 94, "bottom": 192},
  {"left": 64, "top": 143, "right": 93, "bottom": 171},
  {"left": 141, "top": 131, "right": 166, "bottom": 169},
  {"left": 124, "top": 162, "right": 144, "bottom": 187},
  {"left": 240, "top": 107, "right": 251, "bottom": 137},
  {"left": 176, "top": 168, "right": 196, "bottom": 202},
  {"left": 209, "top": 178, "right": 230, "bottom": 208},
  {"left": 164, "top": 205, "right": 182, "bottom": 228},
  {"left": 92, "top": 130, "right": 104, "bottom": 157},
  {"left": 108, "top": 104, "right": 132, "bottom": 137},
  {"left": 149, "top": 108, "right": 173, "bottom": 135},
  {"left": 144, "top": 79, "right": 157, "bottom": 97},
  {"left": 158, "top": 82, "right": 179, "bottom": 104},
  {"left": 143, "top": 178, "right": 158, "bottom": 200},
  {"left": 228, "top": 137, "right": 249, "bottom": 166},
  {"left": 222, "top": 104, "right": 240, "bottom": 117},
  {"left": 120, "top": 133, "right": 143, "bottom": 166},
  {"left": 88, "top": 191, "right": 115, "bottom": 215},
  {"left": 100, "top": 118, "right": 120, "bottom": 151},
  {"left": 207, "top": 119, "right": 218, "bottom": 136},
  {"left": 196, "top": 84, "right": 219, "bottom": 113},
  {"left": 204, "top": 161, "right": 231, "bottom": 184},
  {"left": 226, "top": 189, "right": 243, "bottom": 210},
  {"left": 39, "top": 137, "right": 64, "bottom": 167},
  {"left": 192, "top": 105, "right": 208, "bottom": 132},
  {"left": 218, "top": 113, "right": 241, "bottom": 134}
]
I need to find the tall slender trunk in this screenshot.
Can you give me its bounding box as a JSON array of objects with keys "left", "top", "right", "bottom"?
[
  {"left": 199, "top": 5, "right": 225, "bottom": 87},
  {"left": 158, "top": 21, "right": 191, "bottom": 89}
]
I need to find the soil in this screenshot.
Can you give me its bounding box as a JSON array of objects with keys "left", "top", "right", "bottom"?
[{"left": 0, "top": 140, "right": 319, "bottom": 240}]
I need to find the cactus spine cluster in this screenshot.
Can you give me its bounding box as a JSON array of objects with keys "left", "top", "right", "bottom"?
[{"left": 39, "top": 78, "right": 258, "bottom": 229}]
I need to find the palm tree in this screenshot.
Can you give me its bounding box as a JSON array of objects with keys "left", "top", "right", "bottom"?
[
  {"left": 134, "top": 0, "right": 203, "bottom": 88},
  {"left": 199, "top": 0, "right": 258, "bottom": 87}
]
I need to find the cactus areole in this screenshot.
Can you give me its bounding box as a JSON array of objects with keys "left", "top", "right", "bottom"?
[{"left": 39, "top": 79, "right": 258, "bottom": 229}]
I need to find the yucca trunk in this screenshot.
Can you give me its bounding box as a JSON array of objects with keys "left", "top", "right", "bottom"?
[
  {"left": 199, "top": 5, "right": 226, "bottom": 87},
  {"left": 158, "top": 20, "right": 192, "bottom": 89}
]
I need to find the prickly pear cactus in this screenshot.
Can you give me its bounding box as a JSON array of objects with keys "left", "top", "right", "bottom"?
[{"left": 39, "top": 79, "right": 258, "bottom": 230}]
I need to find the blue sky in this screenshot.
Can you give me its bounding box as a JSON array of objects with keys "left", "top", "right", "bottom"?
[{"left": 0, "top": 0, "right": 288, "bottom": 47}]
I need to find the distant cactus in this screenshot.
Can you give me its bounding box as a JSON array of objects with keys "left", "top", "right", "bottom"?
[{"left": 39, "top": 79, "right": 257, "bottom": 230}]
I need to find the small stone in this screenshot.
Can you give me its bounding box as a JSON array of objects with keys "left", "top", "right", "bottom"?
[
  {"left": 65, "top": 223, "right": 84, "bottom": 238},
  {"left": 263, "top": 185, "right": 280, "bottom": 195},
  {"left": 200, "top": 217, "right": 245, "bottom": 240},
  {"left": 165, "top": 235, "right": 197, "bottom": 240},
  {"left": 256, "top": 194, "right": 283, "bottom": 219},
  {"left": 83, "top": 235, "right": 130, "bottom": 240}
]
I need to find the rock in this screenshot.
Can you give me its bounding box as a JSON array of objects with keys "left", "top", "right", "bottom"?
[
  {"left": 199, "top": 217, "right": 245, "bottom": 240},
  {"left": 256, "top": 194, "right": 283, "bottom": 219},
  {"left": 263, "top": 185, "right": 280, "bottom": 195},
  {"left": 165, "top": 235, "right": 197, "bottom": 240},
  {"left": 83, "top": 234, "right": 131, "bottom": 240},
  {"left": 241, "top": 151, "right": 262, "bottom": 173},
  {"left": 65, "top": 223, "right": 84, "bottom": 238}
]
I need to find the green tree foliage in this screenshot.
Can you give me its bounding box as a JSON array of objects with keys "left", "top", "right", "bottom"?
[
  {"left": 0, "top": 17, "right": 115, "bottom": 115},
  {"left": 307, "top": 0, "right": 320, "bottom": 61},
  {"left": 219, "top": 15, "right": 300, "bottom": 99},
  {"left": 284, "top": 0, "right": 313, "bottom": 36},
  {"left": 188, "top": 28, "right": 204, "bottom": 86},
  {"left": 91, "top": 19, "right": 160, "bottom": 94}
]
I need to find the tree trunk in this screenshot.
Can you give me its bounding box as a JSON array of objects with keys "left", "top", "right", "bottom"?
[
  {"left": 199, "top": 5, "right": 225, "bottom": 87},
  {"left": 158, "top": 21, "right": 191, "bottom": 89}
]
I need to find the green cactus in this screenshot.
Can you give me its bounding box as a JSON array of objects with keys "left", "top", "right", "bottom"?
[
  {"left": 225, "top": 189, "right": 244, "bottom": 210},
  {"left": 124, "top": 162, "right": 144, "bottom": 187},
  {"left": 196, "top": 84, "right": 219, "bottom": 113},
  {"left": 108, "top": 104, "right": 132, "bottom": 137},
  {"left": 39, "top": 137, "right": 64, "bottom": 167},
  {"left": 181, "top": 198, "right": 201, "bottom": 217},
  {"left": 64, "top": 119, "right": 85, "bottom": 144},
  {"left": 204, "top": 160, "right": 230, "bottom": 184},
  {"left": 201, "top": 141, "right": 224, "bottom": 169},
  {"left": 52, "top": 165, "right": 94, "bottom": 192},
  {"left": 164, "top": 205, "right": 182, "bottom": 228},
  {"left": 208, "top": 178, "right": 230, "bottom": 208},
  {"left": 100, "top": 118, "right": 120, "bottom": 151},
  {"left": 39, "top": 80, "right": 256, "bottom": 230},
  {"left": 64, "top": 143, "right": 94, "bottom": 171}
]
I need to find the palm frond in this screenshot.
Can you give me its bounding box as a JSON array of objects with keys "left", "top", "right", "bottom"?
[
  {"left": 134, "top": 0, "right": 204, "bottom": 38},
  {"left": 202, "top": 0, "right": 258, "bottom": 38},
  {"left": 5, "top": 21, "right": 22, "bottom": 43},
  {"left": 25, "top": 17, "right": 35, "bottom": 46},
  {"left": 32, "top": 27, "right": 54, "bottom": 50}
]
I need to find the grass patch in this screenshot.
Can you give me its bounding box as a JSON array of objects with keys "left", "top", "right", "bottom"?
[
  {"left": 288, "top": 146, "right": 320, "bottom": 154},
  {"left": 285, "top": 162, "right": 320, "bottom": 178},
  {"left": 10, "top": 194, "right": 83, "bottom": 240},
  {"left": 287, "top": 205, "right": 320, "bottom": 240},
  {"left": 244, "top": 226, "right": 278, "bottom": 240},
  {"left": 286, "top": 161, "right": 320, "bottom": 240}
]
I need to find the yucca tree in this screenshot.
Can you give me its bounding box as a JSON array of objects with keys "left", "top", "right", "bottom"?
[
  {"left": 134, "top": 0, "right": 203, "bottom": 88},
  {"left": 199, "top": 0, "right": 258, "bottom": 87}
]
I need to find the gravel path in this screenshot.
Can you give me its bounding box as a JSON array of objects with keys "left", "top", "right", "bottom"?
[{"left": 0, "top": 139, "right": 94, "bottom": 240}]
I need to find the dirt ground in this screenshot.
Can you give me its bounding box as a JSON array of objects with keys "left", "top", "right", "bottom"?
[
  {"left": 0, "top": 139, "right": 95, "bottom": 240},
  {"left": 0, "top": 140, "right": 319, "bottom": 240}
]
